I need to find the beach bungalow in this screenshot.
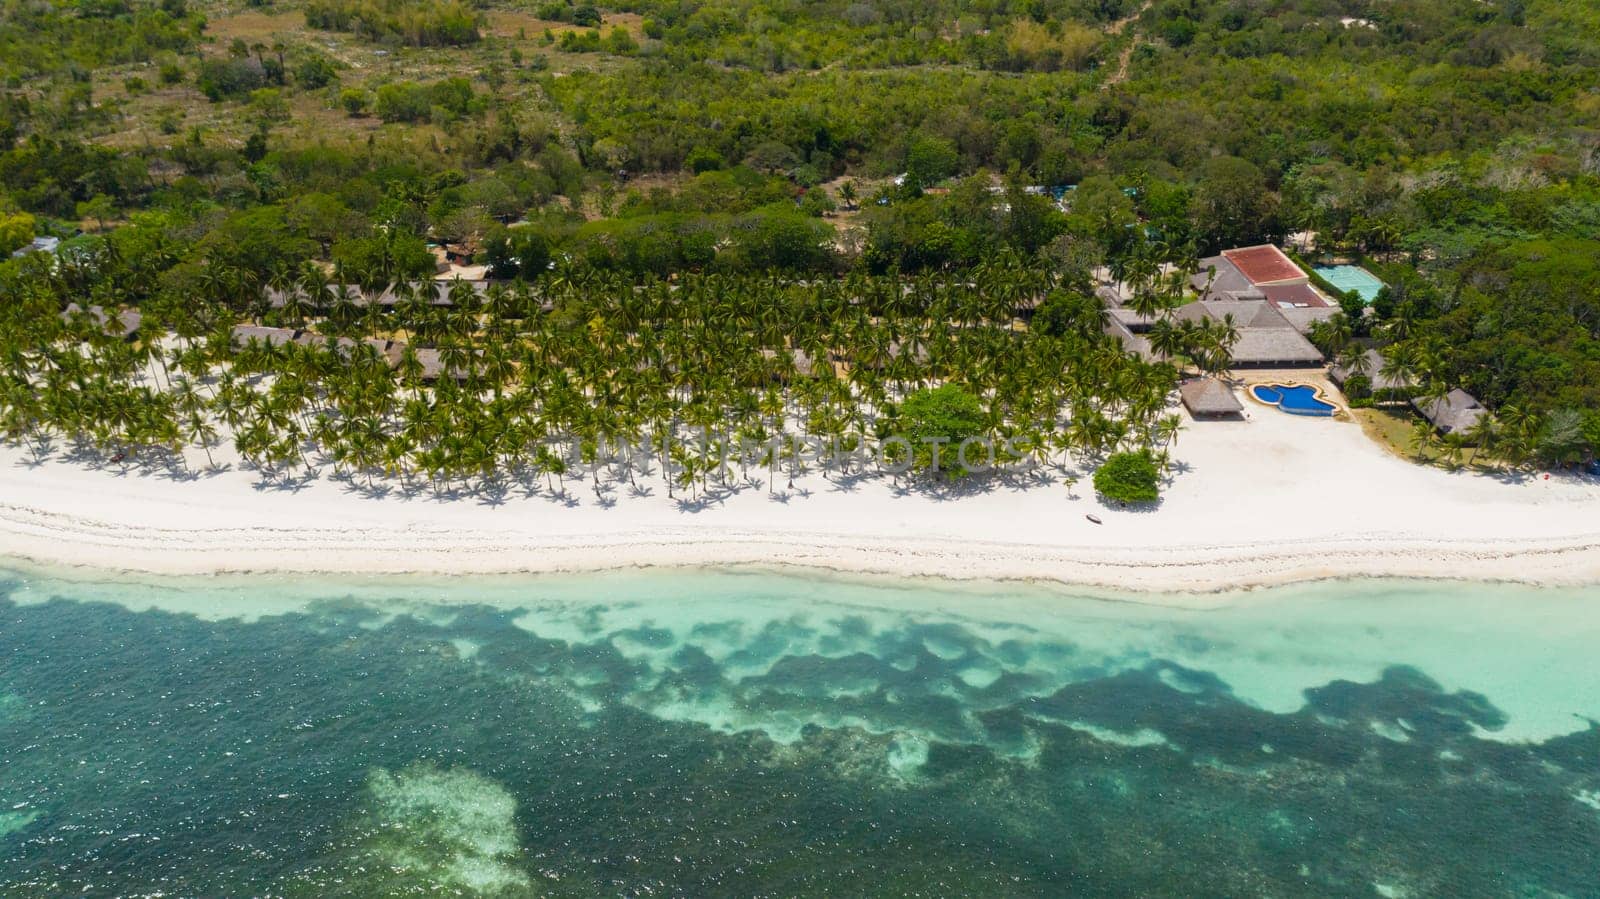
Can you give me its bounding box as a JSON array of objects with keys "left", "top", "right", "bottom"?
[
  {"left": 1179, "top": 378, "right": 1243, "bottom": 418},
  {"left": 1413, "top": 389, "right": 1486, "bottom": 436},
  {"left": 62, "top": 304, "right": 142, "bottom": 341},
  {"left": 758, "top": 347, "right": 819, "bottom": 382},
  {"left": 230, "top": 325, "right": 300, "bottom": 348},
  {"left": 405, "top": 347, "right": 481, "bottom": 383},
  {"left": 1330, "top": 348, "right": 1414, "bottom": 396},
  {"left": 1102, "top": 313, "right": 1154, "bottom": 361}
]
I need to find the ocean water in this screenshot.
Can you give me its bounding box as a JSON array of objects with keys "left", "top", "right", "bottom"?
[{"left": 0, "top": 567, "right": 1597, "bottom": 897}]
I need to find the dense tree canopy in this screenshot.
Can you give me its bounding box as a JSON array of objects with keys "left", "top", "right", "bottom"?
[{"left": 0, "top": 0, "right": 1596, "bottom": 467}]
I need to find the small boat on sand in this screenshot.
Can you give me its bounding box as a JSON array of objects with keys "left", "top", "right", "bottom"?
[{"left": 1085, "top": 514, "right": 1102, "bottom": 525}]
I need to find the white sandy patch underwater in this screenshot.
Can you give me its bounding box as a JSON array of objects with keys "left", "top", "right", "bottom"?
[
  {"left": 3, "top": 565, "right": 1598, "bottom": 745},
  {"left": 358, "top": 765, "right": 528, "bottom": 894}
]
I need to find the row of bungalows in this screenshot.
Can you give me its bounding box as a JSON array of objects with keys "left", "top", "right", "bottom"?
[
  {"left": 757, "top": 340, "right": 933, "bottom": 382},
  {"left": 263, "top": 280, "right": 1045, "bottom": 321},
  {"left": 261, "top": 280, "right": 541, "bottom": 314},
  {"left": 229, "top": 325, "right": 472, "bottom": 383},
  {"left": 1331, "top": 347, "right": 1489, "bottom": 437}
]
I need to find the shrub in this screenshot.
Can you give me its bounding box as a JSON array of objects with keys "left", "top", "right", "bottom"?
[
  {"left": 558, "top": 28, "right": 602, "bottom": 52},
  {"left": 1093, "top": 451, "right": 1160, "bottom": 504},
  {"left": 0, "top": 210, "right": 35, "bottom": 255},
  {"left": 295, "top": 55, "right": 339, "bottom": 89},
  {"left": 197, "top": 56, "right": 266, "bottom": 101},
  {"left": 249, "top": 88, "right": 289, "bottom": 121},
  {"left": 339, "top": 88, "right": 369, "bottom": 116},
  {"left": 899, "top": 385, "right": 988, "bottom": 476},
  {"left": 373, "top": 78, "right": 473, "bottom": 123},
  {"left": 1001, "top": 19, "right": 1101, "bottom": 72},
  {"left": 603, "top": 25, "right": 637, "bottom": 54},
  {"left": 685, "top": 146, "right": 724, "bottom": 174}
]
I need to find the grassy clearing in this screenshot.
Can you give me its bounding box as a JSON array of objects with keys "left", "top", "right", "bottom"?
[{"left": 1353, "top": 406, "right": 1439, "bottom": 463}]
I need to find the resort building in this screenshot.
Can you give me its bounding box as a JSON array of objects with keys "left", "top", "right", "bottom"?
[
  {"left": 1190, "top": 244, "right": 1340, "bottom": 335},
  {"left": 1170, "top": 299, "right": 1325, "bottom": 367},
  {"left": 1103, "top": 296, "right": 1324, "bottom": 367},
  {"left": 1413, "top": 389, "right": 1487, "bottom": 436},
  {"left": 1178, "top": 377, "right": 1244, "bottom": 418}
]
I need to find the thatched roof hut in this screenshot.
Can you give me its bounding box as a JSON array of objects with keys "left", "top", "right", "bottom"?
[
  {"left": 1413, "top": 389, "right": 1486, "bottom": 435},
  {"left": 61, "top": 304, "right": 141, "bottom": 341},
  {"left": 230, "top": 325, "right": 299, "bottom": 348},
  {"left": 1103, "top": 314, "right": 1154, "bottom": 360},
  {"left": 1330, "top": 348, "right": 1414, "bottom": 393},
  {"left": 759, "top": 347, "right": 819, "bottom": 381},
  {"left": 406, "top": 347, "right": 479, "bottom": 382},
  {"left": 1179, "top": 378, "right": 1243, "bottom": 417}
]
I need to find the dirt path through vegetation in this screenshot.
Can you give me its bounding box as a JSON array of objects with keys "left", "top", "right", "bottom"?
[{"left": 1103, "top": 0, "right": 1154, "bottom": 88}]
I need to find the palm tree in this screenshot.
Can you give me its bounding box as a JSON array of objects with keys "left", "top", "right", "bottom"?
[
  {"left": 1463, "top": 413, "right": 1498, "bottom": 467},
  {"left": 1407, "top": 418, "right": 1436, "bottom": 460},
  {"left": 838, "top": 180, "right": 857, "bottom": 210}
]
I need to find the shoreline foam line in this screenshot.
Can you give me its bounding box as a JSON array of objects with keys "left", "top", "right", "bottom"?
[{"left": 3, "top": 503, "right": 1598, "bottom": 595}]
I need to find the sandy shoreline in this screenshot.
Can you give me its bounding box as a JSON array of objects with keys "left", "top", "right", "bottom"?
[
  {"left": 3, "top": 502, "right": 1600, "bottom": 592},
  {"left": 2, "top": 396, "right": 1597, "bottom": 594}
]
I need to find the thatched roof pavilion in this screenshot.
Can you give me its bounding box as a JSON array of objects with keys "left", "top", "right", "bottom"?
[
  {"left": 1413, "top": 389, "right": 1486, "bottom": 435},
  {"left": 61, "top": 304, "right": 141, "bottom": 341},
  {"left": 230, "top": 325, "right": 299, "bottom": 348},
  {"left": 1330, "top": 348, "right": 1414, "bottom": 394},
  {"left": 759, "top": 347, "right": 819, "bottom": 380},
  {"left": 1179, "top": 378, "right": 1243, "bottom": 418}
]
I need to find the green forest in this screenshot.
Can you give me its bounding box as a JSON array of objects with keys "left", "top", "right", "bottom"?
[{"left": 2, "top": 0, "right": 1598, "bottom": 483}]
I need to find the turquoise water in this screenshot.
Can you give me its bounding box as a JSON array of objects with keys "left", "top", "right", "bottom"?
[
  {"left": 1314, "top": 264, "right": 1386, "bottom": 303},
  {"left": 1252, "top": 384, "right": 1337, "bottom": 416},
  {"left": 1, "top": 567, "right": 1598, "bottom": 895}
]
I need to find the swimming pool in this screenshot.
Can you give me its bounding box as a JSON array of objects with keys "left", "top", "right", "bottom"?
[
  {"left": 1313, "top": 265, "right": 1386, "bottom": 303},
  {"left": 1251, "top": 383, "right": 1337, "bottom": 417}
]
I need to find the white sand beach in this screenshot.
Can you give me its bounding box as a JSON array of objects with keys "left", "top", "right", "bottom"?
[{"left": 1, "top": 395, "right": 1597, "bottom": 592}]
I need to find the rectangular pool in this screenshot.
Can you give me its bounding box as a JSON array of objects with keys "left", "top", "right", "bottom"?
[{"left": 1313, "top": 265, "right": 1386, "bottom": 303}]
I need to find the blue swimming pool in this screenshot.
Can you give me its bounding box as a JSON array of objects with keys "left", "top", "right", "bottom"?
[
  {"left": 1314, "top": 265, "right": 1386, "bottom": 303},
  {"left": 1251, "top": 384, "right": 1336, "bottom": 416}
]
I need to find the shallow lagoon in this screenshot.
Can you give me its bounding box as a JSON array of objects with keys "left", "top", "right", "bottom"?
[{"left": 1, "top": 567, "right": 1597, "bottom": 896}]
